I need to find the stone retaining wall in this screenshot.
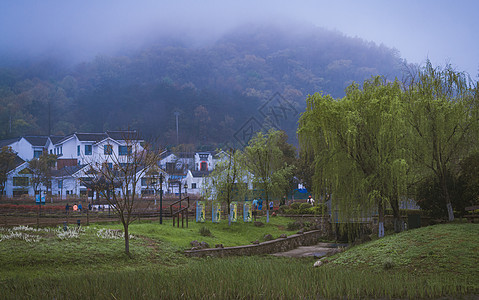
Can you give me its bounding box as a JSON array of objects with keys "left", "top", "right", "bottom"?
[{"left": 184, "top": 230, "right": 322, "bottom": 258}]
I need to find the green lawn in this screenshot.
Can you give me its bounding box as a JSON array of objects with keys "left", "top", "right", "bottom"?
[
  {"left": 116, "top": 214, "right": 293, "bottom": 248},
  {"left": 0, "top": 218, "right": 478, "bottom": 299}
]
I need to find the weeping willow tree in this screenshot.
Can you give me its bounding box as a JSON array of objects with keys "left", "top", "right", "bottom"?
[
  {"left": 404, "top": 62, "right": 478, "bottom": 221},
  {"left": 298, "top": 76, "right": 408, "bottom": 238}
]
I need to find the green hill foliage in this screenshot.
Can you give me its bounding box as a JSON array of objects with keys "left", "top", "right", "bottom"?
[{"left": 0, "top": 23, "right": 404, "bottom": 146}]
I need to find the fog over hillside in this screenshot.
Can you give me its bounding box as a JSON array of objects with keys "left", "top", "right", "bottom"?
[
  {"left": 1, "top": 1, "right": 477, "bottom": 77},
  {"left": 0, "top": 0, "right": 476, "bottom": 148},
  {"left": 0, "top": 22, "right": 405, "bottom": 147}
]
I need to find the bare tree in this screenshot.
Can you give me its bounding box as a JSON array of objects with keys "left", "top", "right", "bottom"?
[
  {"left": 79, "top": 131, "right": 160, "bottom": 256},
  {"left": 28, "top": 153, "right": 57, "bottom": 200},
  {"left": 0, "top": 146, "right": 17, "bottom": 198}
]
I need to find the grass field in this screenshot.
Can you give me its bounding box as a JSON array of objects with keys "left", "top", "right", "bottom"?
[{"left": 0, "top": 217, "right": 478, "bottom": 299}]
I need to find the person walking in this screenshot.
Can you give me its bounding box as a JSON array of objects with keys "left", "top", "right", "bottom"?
[{"left": 307, "top": 195, "right": 315, "bottom": 206}]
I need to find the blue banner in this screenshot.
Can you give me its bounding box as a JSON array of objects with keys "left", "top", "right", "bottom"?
[
  {"left": 243, "top": 201, "right": 252, "bottom": 222},
  {"left": 212, "top": 202, "right": 221, "bottom": 223},
  {"left": 196, "top": 201, "right": 206, "bottom": 222}
]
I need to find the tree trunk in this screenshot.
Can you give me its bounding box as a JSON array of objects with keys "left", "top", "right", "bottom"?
[
  {"left": 378, "top": 200, "right": 385, "bottom": 238},
  {"left": 123, "top": 223, "right": 130, "bottom": 256},
  {"left": 390, "top": 195, "right": 402, "bottom": 233},
  {"left": 440, "top": 172, "right": 455, "bottom": 221}
]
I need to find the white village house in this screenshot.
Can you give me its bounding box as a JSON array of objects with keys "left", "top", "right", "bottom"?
[
  {"left": 1, "top": 132, "right": 231, "bottom": 199},
  {"left": 1, "top": 131, "right": 160, "bottom": 198}
]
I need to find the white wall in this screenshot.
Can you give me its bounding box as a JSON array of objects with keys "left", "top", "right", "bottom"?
[
  {"left": 51, "top": 177, "right": 80, "bottom": 199},
  {"left": 5, "top": 163, "right": 34, "bottom": 197},
  {"left": 10, "top": 138, "right": 33, "bottom": 161}
]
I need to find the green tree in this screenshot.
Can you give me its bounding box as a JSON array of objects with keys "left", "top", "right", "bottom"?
[
  {"left": 243, "top": 129, "right": 293, "bottom": 209},
  {"left": 275, "top": 131, "right": 298, "bottom": 199},
  {"left": 0, "top": 146, "right": 17, "bottom": 197},
  {"left": 404, "top": 62, "right": 478, "bottom": 221},
  {"left": 204, "top": 149, "right": 250, "bottom": 225},
  {"left": 298, "top": 77, "right": 408, "bottom": 237}
]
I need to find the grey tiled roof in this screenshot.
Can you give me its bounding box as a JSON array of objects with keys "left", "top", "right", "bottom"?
[
  {"left": 1, "top": 130, "right": 143, "bottom": 148},
  {"left": 49, "top": 135, "right": 64, "bottom": 144},
  {"left": 75, "top": 133, "right": 109, "bottom": 142},
  {"left": 7, "top": 155, "right": 25, "bottom": 172},
  {"left": 55, "top": 134, "right": 75, "bottom": 144},
  {"left": 0, "top": 137, "right": 20, "bottom": 148},
  {"left": 23, "top": 136, "right": 49, "bottom": 147},
  {"left": 52, "top": 165, "right": 84, "bottom": 177},
  {"left": 106, "top": 130, "right": 141, "bottom": 141},
  {"left": 191, "top": 170, "right": 212, "bottom": 178}
]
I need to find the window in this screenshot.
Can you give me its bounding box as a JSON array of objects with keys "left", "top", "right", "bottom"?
[
  {"left": 85, "top": 145, "right": 92, "bottom": 155},
  {"left": 119, "top": 145, "right": 132, "bottom": 156},
  {"left": 104, "top": 144, "right": 113, "bottom": 155},
  {"left": 19, "top": 168, "right": 32, "bottom": 175},
  {"left": 200, "top": 162, "right": 208, "bottom": 171},
  {"left": 13, "top": 177, "right": 29, "bottom": 186},
  {"left": 50, "top": 150, "right": 52, "bottom": 154},
  {"left": 13, "top": 190, "right": 28, "bottom": 197},
  {"left": 58, "top": 180, "right": 63, "bottom": 189},
  {"left": 77, "top": 145, "right": 80, "bottom": 156},
  {"left": 34, "top": 150, "right": 43, "bottom": 158},
  {"left": 192, "top": 183, "right": 197, "bottom": 189},
  {"left": 141, "top": 178, "right": 157, "bottom": 186}
]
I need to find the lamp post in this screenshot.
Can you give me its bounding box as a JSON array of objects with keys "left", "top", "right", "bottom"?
[
  {"left": 184, "top": 182, "right": 188, "bottom": 196},
  {"left": 159, "top": 173, "right": 163, "bottom": 224},
  {"left": 179, "top": 181, "right": 182, "bottom": 200}
]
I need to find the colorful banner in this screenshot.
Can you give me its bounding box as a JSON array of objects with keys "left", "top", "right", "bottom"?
[
  {"left": 212, "top": 202, "right": 222, "bottom": 223},
  {"left": 35, "top": 194, "right": 45, "bottom": 205},
  {"left": 243, "top": 201, "right": 252, "bottom": 222},
  {"left": 196, "top": 201, "right": 206, "bottom": 223},
  {"left": 230, "top": 202, "right": 237, "bottom": 223}
]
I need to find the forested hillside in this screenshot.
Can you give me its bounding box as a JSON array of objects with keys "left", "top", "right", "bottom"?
[{"left": 0, "top": 23, "right": 405, "bottom": 147}]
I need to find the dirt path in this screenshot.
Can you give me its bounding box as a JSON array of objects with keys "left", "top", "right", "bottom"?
[{"left": 271, "top": 242, "right": 348, "bottom": 258}]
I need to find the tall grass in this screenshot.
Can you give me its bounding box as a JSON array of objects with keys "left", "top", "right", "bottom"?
[
  {"left": 1, "top": 222, "right": 478, "bottom": 299},
  {"left": 2, "top": 257, "right": 476, "bottom": 299}
]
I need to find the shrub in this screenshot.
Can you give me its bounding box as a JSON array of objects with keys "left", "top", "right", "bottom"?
[
  {"left": 286, "top": 221, "right": 302, "bottom": 231},
  {"left": 298, "top": 203, "right": 312, "bottom": 214},
  {"left": 289, "top": 202, "right": 301, "bottom": 210},
  {"left": 309, "top": 204, "right": 327, "bottom": 215},
  {"left": 383, "top": 257, "right": 395, "bottom": 270},
  {"left": 199, "top": 226, "right": 212, "bottom": 237}
]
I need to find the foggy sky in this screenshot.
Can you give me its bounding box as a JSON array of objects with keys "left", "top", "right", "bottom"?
[{"left": 1, "top": 0, "right": 478, "bottom": 78}]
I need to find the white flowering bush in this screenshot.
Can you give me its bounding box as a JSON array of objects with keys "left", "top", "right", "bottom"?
[
  {"left": 56, "top": 226, "right": 85, "bottom": 240},
  {"left": 11, "top": 225, "right": 53, "bottom": 233},
  {"left": 96, "top": 228, "right": 134, "bottom": 240},
  {"left": 0, "top": 227, "right": 42, "bottom": 243},
  {"left": 0, "top": 226, "right": 134, "bottom": 243}
]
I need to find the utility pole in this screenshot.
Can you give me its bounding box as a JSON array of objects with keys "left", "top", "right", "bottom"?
[
  {"left": 159, "top": 173, "right": 164, "bottom": 224},
  {"left": 174, "top": 111, "right": 180, "bottom": 145}
]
